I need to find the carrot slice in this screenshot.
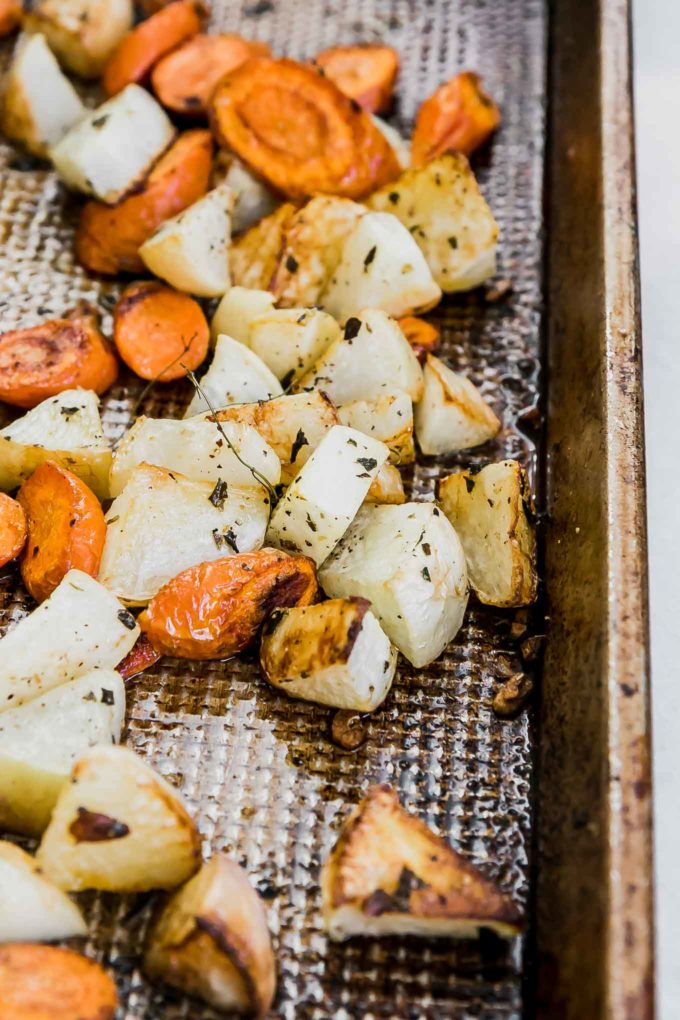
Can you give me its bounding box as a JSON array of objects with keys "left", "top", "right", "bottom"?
[
  {"left": 0, "top": 306, "right": 118, "bottom": 409},
  {"left": 139, "top": 549, "right": 318, "bottom": 659},
  {"left": 102, "top": 0, "right": 204, "bottom": 97},
  {"left": 113, "top": 281, "right": 209, "bottom": 381},
  {"left": 0, "top": 944, "right": 117, "bottom": 1020},
  {"left": 0, "top": 493, "right": 26, "bottom": 568},
  {"left": 0, "top": 0, "right": 21, "bottom": 37},
  {"left": 411, "top": 71, "right": 500, "bottom": 166},
  {"left": 397, "top": 315, "right": 440, "bottom": 363},
  {"left": 210, "top": 56, "right": 400, "bottom": 200},
  {"left": 17, "top": 461, "right": 106, "bottom": 603},
  {"left": 117, "top": 633, "right": 162, "bottom": 678},
  {"left": 76, "top": 130, "right": 213, "bottom": 276},
  {"left": 152, "top": 33, "right": 270, "bottom": 115},
  {"left": 314, "top": 44, "right": 399, "bottom": 114}
]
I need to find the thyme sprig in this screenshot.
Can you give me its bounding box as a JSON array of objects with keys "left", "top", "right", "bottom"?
[{"left": 182, "top": 366, "right": 279, "bottom": 505}]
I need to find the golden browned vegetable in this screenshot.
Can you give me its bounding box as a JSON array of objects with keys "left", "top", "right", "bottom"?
[
  {"left": 144, "top": 854, "right": 276, "bottom": 1017},
  {"left": 230, "top": 201, "right": 298, "bottom": 290},
  {"left": 438, "top": 459, "right": 538, "bottom": 607},
  {"left": 322, "top": 784, "right": 521, "bottom": 940},
  {"left": 37, "top": 745, "right": 201, "bottom": 892},
  {"left": 139, "top": 549, "right": 318, "bottom": 659}
]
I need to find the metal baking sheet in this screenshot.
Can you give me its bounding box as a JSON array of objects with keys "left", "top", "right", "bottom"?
[{"left": 0, "top": 1, "right": 653, "bottom": 1017}]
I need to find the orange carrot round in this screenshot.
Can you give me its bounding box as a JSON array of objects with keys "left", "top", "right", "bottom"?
[
  {"left": 152, "top": 33, "right": 270, "bottom": 115},
  {"left": 411, "top": 71, "right": 500, "bottom": 166},
  {"left": 17, "top": 461, "right": 106, "bottom": 603},
  {"left": 314, "top": 44, "right": 399, "bottom": 114},
  {"left": 397, "top": 315, "right": 440, "bottom": 363},
  {"left": 76, "top": 130, "right": 213, "bottom": 276},
  {"left": 0, "top": 306, "right": 118, "bottom": 409},
  {"left": 210, "top": 56, "right": 400, "bottom": 200},
  {"left": 0, "top": 493, "right": 27, "bottom": 568},
  {"left": 102, "top": 0, "right": 204, "bottom": 96},
  {"left": 117, "top": 634, "right": 162, "bottom": 678},
  {"left": 0, "top": 0, "right": 21, "bottom": 37},
  {"left": 140, "top": 549, "right": 318, "bottom": 659},
  {"left": 0, "top": 944, "right": 117, "bottom": 1020},
  {"left": 113, "top": 281, "right": 209, "bottom": 381}
]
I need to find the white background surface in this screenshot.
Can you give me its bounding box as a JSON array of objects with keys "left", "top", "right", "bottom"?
[{"left": 632, "top": 1, "right": 679, "bottom": 1016}]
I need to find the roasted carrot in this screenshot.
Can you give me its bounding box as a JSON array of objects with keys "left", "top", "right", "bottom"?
[
  {"left": 76, "top": 130, "right": 213, "bottom": 276},
  {"left": 314, "top": 44, "right": 398, "bottom": 114},
  {"left": 398, "top": 315, "right": 440, "bottom": 363},
  {"left": 411, "top": 71, "right": 500, "bottom": 166},
  {"left": 139, "top": 549, "right": 318, "bottom": 659},
  {"left": 0, "top": 944, "right": 117, "bottom": 1020},
  {"left": 0, "top": 493, "right": 26, "bottom": 568},
  {"left": 102, "top": 0, "right": 204, "bottom": 96},
  {"left": 0, "top": 0, "right": 21, "bottom": 37},
  {"left": 117, "top": 633, "right": 162, "bottom": 678},
  {"left": 17, "top": 461, "right": 106, "bottom": 603},
  {"left": 152, "top": 33, "right": 270, "bottom": 115},
  {"left": 0, "top": 305, "right": 118, "bottom": 409},
  {"left": 113, "top": 281, "right": 209, "bottom": 381},
  {"left": 210, "top": 57, "right": 400, "bottom": 200}
]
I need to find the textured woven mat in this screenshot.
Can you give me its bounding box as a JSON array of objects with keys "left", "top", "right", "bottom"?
[{"left": 0, "top": 1, "right": 547, "bottom": 1016}]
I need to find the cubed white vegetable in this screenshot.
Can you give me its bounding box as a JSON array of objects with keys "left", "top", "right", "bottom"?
[
  {"left": 319, "top": 502, "right": 469, "bottom": 667},
  {"left": 184, "top": 335, "right": 282, "bottom": 418},
  {"left": 0, "top": 570, "right": 138, "bottom": 713},
  {"left": 267, "top": 425, "right": 389, "bottom": 566},
  {"left": 139, "top": 184, "right": 235, "bottom": 298},
  {"left": 270, "top": 196, "right": 366, "bottom": 308},
  {"left": 438, "top": 460, "right": 538, "bottom": 607},
  {"left": 248, "top": 308, "right": 340, "bottom": 384},
  {"left": 221, "top": 155, "right": 279, "bottom": 234},
  {"left": 99, "top": 464, "right": 270, "bottom": 604},
  {"left": 339, "top": 390, "right": 415, "bottom": 465},
  {"left": 211, "top": 390, "right": 339, "bottom": 483},
  {"left": 0, "top": 389, "right": 111, "bottom": 499},
  {"left": 24, "top": 0, "right": 133, "bottom": 78},
  {"left": 210, "top": 287, "right": 275, "bottom": 344},
  {"left": 0, "top": 842, "right": 87, "bottom": 941},
  {"left": 321, "top": 211, "right": 441, "bottom": 322},
  {"left": 415, "top": 354, "right": 501, "bottom": 455},
  {"left": 110, "top": 416, "right": 280, "bottom": 497},
  {"left": 368, "top": 154, "right": 499, "bottom": 292},
  {"left": 0, "top": 669, "right": 125, "bottom": 836},
  {"left": 261, "top": 598, "right": 397, "bottom": 711},
  {"left": 50, "top": 84, "right": 175, "bottom": 203},
  {"left": 0, "top": 33, "right": 86, "bottom": 158},
  {"left": 37, "top": 745, "right": 200, "bottom": 893},
  {"left": 296, "top": 308, "right": 423, "bottom": 405}
]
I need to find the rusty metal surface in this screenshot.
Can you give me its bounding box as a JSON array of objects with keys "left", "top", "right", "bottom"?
[
  {"left": 535, "top": 1, "right": 654, "bottom": 1018},
  {"left": 0, "top": 0, "right": 652, "bottom": 1017}
]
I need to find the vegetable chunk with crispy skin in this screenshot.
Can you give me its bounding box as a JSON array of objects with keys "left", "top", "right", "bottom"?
[{"left": 322, "top": 784, "right": 521, "bottom": 940}]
